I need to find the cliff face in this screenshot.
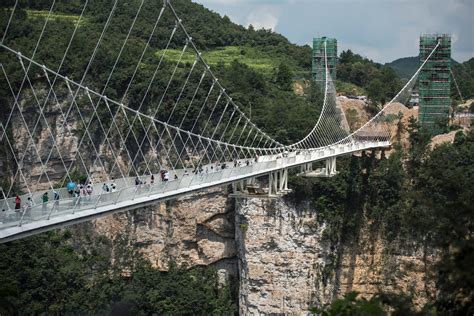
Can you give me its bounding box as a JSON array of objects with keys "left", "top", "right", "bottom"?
[
  {"left": 235, "top": 198, "right": 333, "bottom": 314},
  {"left": 1, "top": 89, "right": 172, "bottom": 195},
  {"left": 91, "top": 187, "right": 238, "bottom": 277},
  {"left": 84, "top": 192, "right": 436, "bottom": 314},
  {"left": 235, "top": 197, "right": 437, "bottom": 314},
  {"left": 335, "top": 235, "right": 437, "bottom": 310}
]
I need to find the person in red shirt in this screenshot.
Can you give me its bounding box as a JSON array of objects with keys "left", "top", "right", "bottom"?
[
  {"left": 15, "top": 195, "right": 21, "bottom": 210},
  {"left": 15, "top": 195, "right": 21, "bottom": 220}
]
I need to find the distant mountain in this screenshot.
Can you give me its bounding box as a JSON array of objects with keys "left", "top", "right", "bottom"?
[
  {"left": 387, "top": 56, "right": 473, "bottom": 100},
  {"left": 452, "top": 58, "right": 474, "bottom": 100},
  {"left": 386, "top": 56, "right": 459, "bottom": 79},
  {"left": 385, "top": 56, "right": 419, "bottom": 79}
]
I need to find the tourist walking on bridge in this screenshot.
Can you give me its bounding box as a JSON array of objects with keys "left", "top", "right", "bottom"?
[
  {"left": 14, "top": 195, "right": 21, "bottom": 220},
  {"left": 14, "top": 195, "right": 21, "bottom": 210},
  {"left": 53, "top": 191, "right": 59, "bottom": 210},
  {"left": 67, "top": 180, "right": 76, "bottom": 197},
  {"left": 42, "top": 192, "right": 49, "bottom": 214},
  {"left": 86, "top": 183, "right": 93, "bottom": 196},
  {"left": 111, "top": 179, "right": 117, "bottom": 192},
  {"left": 22, "top": 197, "right": 33, "bottom": 220},
  {"left": 74, "top": 186, "right": 81, "bottom": 207}
]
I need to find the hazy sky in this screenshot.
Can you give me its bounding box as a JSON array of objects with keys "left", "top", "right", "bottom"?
[{"left": 192, "top": 0, "right": 473, "bottom": 63}]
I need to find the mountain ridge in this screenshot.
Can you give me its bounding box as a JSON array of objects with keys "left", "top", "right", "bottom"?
[{"left": 386, "top": 56, "right": 459, "bottom": 79}]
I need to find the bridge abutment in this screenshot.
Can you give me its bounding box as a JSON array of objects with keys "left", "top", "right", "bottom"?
[
  {"left": 298, "top": 157, "right": 338, "bottom": 178},
  {"left": 230, "top": 168, "right": 291, "bottom": 199}
]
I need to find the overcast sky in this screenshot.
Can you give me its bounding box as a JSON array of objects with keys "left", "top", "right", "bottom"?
[{"left": 192, "top": 0, "right": 473, "bottom": 63}]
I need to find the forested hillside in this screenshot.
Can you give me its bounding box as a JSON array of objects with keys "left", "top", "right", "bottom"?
[
  {"left": 0, "top": 0, "right": 410, "bottom": 149},
  {"left": 337, "top": 50, "right": 401, "bottom": 106},
  {"left": 0, "top": 229, "right": 236, "bottom": 314},
  {"left": 0, "top": 0, "right": 320, "bottom": 146},
  {"left": 385, "top": 56, "right": 420, "bottom": 79},
  {"left": 293, "top": 126, "right": 474, "bottom": 315},
  {"left": 452, "top": 58, "right": 474, "bottom": 100}
]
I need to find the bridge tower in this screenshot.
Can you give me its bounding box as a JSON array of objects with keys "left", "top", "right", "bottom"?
[
  {"left": 418, "top": 34, "right": 451, "bottom": 134},
  {"left": 312, "top": 37, "right": 337, "bottom": 90}
]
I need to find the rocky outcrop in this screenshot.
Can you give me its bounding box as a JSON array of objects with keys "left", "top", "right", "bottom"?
[
  {"left": 235, "top": 198, "right": 334, "bottom": 314},
  {"left": 335, "top": 230, "right": 437, "bottom": 310},
  {"left": 68, "top": 188, "right": 437, "bottom": 314},
  {"left": 91, "top": 187, "right": 238, "bottom": 277},
  {"left": 235, "top": 197, "right": 437, "bottom": 314}
]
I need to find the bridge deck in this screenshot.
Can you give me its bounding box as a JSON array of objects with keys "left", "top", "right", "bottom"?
[{"left": 0, "top": 141, "right": 389, "bottom": 243}]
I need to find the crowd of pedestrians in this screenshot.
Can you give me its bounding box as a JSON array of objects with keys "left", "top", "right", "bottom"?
[
  {"left": 2, "top": 156, "right": 269, "bottom": 224},
  {"left": 102, "top": 179, "right": 117, "bottom": 193}
]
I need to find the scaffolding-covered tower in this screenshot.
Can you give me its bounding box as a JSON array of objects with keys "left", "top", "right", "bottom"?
[
  {"left": 312, "top": 37, "right": 337, "bottom": 90},
  {"left": 418, "top": 34, "right": 451, "bottom": 133}
]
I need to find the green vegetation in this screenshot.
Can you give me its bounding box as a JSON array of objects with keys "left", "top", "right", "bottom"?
[
  {"left": 337, "top": 50, "right": 402, "bottom": 105},
  {"left": 335, "top": 80, "right": 366, "bottom": 96},
  {"left": 239, "top": 223, "right": 249, "bottom": 236},
  {"left": 26, "top": 9, "right": 88, "bottom": 26},
  {"left": 155, "top": 46, "right": 302, "bottom": 76},
  {"left": 0, "top": 0, "right": 316, "bottom": 145},
  {"left": 385, "top": 56, "right": 421, "bottom": 79},
  {"left": 290, "top": 127, "right": 474, "bottom": 315},
  {"left": 311, "top": 291, "right": 436, "bottom": 315},
  {"left": 386, "top": 56, "right": 459, "bottom": 80},
  {"left": 213, "top": 60, "right": 322, "bottom": 144},
  {"left": 0, "top": 229, "right": 235, "bottom": 314},
  {"left": 387, "top": 56, "right": 473, "bottom": 102},
  {"left": 452, "top": 58, "right": 474, "bottom": 100}
]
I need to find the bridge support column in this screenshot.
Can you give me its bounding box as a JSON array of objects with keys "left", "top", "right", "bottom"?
[
  {"left": 232, "top": 178, "right": 257, "bottom": 194},
  {"left": 326, "top": 157, "right": 337, "bottom": 176},
  {"left": 300, "top": 163, "right": 312, "bottom": 174},
  {"left": 268, "top": 169, "right": 289, "bottom": 196},
  {"left": 239, "top": 180, "right": 245, "bottom": 192},
  {"left": 268, "top": 172, "right": 278, "bottom": 196},
  {"left": 279, "top": 169, "right": 289, "bottom": 192},
  {"left": 298, "top": 157, "right": 338, "bottom": 178}
]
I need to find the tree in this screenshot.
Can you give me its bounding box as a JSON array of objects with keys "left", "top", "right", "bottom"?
[
  {"left": 308, "top": 79, "right": 324, "bottom": 104},
  {"left": 0, "top": 228, "right": 236, "bottom": 314},
  {"left": 276, "top": 62, "right": 293, "bottom": 91},
  {"left": 412, "top": 131, "right": 474, "bottom": 314},
  {"left": 366, "top": 78, "right": 384, "bottom": 105},
  {"left": 396, "top": 111, "right": 404, "bottom": 143},
  {"left": 405, "top": 116, "right": 430, "bottom": 178}
]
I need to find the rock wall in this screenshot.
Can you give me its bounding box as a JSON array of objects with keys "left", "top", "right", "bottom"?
[
  {"left": 70, "top": 190, "right": 437, "bottom": 314},
  {"left": 235, "top": 198, "right": 333, "bottom": 314},
  {"left": 91, "top": 187, "right": 238, "bottom": 278},
  {"left": 335, "top": 230, "right": 437, "bottom": 310},
  {"left": 235, "top": 197, "right": 437, "bottom": 314}
]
